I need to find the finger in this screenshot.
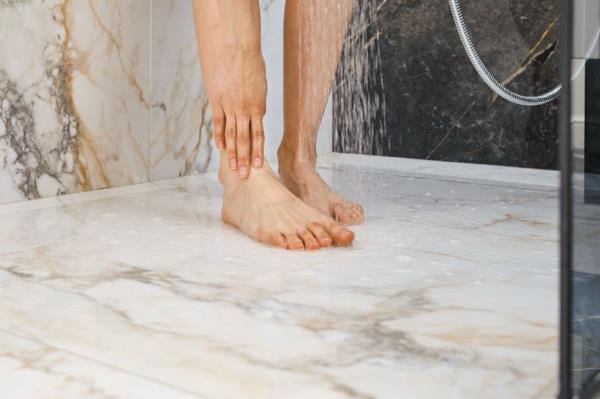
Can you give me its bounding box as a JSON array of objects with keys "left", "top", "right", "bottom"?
[
  {"left": 236, "top": 116, "right": 251, "bottom": 179},
  {"left": 250, "top": 116, "right": 265, "bottom": 169},
  {"left": 213, "top": 107, "right": 225, "bottom": 150},
  {"left": 225, "top": 113, "right": 237, "bottom": 170}
]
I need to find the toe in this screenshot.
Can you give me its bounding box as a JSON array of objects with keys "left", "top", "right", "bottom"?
[
  {"left": 351, "top": 204, "right": 365, "bottom": 224},
  {"left": 333, "top": 203, "right": 348, "bottom": 224},
  {"left": 333, "top": 203, "right": 354, "bottom": 225},
  {"left": 286, "top": 234, "right": 305, "bottom": 250},
  {"left": 300, "top": 231, "right": 321, "bottom": 251},
  {"left": 334, "top": 202, "right": 364, "bottom": 225},
  {"left": 308, "top": 222, "right": 332, "bottom": 247},
  {"left": 322, "top": 219, "right": 355, "bottom": 246},
  {"left": 269, "top": 233, "right": 288, "bottom": 249}
]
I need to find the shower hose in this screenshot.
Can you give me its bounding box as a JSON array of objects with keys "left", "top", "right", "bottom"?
[{"left": 449, "top": 0, "right": 600, "bottom": 106}]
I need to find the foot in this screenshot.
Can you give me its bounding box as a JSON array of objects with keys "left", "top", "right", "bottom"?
[
  {"left": 220, "top": 162, "right": 355, "bottom": 250},
  {"left": 278, "top": 158, "right": 364, "bottom": 225}
]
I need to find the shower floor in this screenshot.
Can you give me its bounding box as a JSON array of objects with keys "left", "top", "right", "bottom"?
[{"left": 0, "top": 154, "right": 559, "bottom": 399}]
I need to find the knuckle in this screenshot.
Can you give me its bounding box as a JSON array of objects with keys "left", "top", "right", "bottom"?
[
  {"left": 253, "top": 128, "right": 264, "bottom": 139},
  {"left": 252, "top": 102, "right": 266, "bottom": 114}
]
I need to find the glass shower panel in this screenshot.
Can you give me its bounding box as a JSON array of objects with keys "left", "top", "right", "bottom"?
[{"left": 568, "top": 1, "right": 600, "bottom": 397}]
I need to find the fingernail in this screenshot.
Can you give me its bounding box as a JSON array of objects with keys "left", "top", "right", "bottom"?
[
  {"left": 253, "top": 158, "right": 262, "bottom": 168},
  {"left": 239, "top": 166, "right": 247, "bottom": 178},
  {"left": 217, "top": 140, "right": 224, "bottom": 149},
  {"left": 230, "top": 159, "right": 237, "bottom": 170}
]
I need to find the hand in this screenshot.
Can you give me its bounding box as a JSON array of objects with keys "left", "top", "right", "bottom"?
[{"left": 205, "top": 48, "right": 267, "bottom": 179}]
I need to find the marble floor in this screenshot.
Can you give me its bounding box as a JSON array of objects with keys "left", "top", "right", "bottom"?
[{"left": 0, "top": 154, "right": 560, "bottom": 399}]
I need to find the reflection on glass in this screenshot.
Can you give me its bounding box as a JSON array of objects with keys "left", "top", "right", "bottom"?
[{"left": 570, "top": 2, "right": 600, "bottom": 397}]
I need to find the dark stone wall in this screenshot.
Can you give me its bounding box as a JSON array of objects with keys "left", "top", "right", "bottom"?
[{"left": 333, "top": 0, "right": 560, "bottom": 169}]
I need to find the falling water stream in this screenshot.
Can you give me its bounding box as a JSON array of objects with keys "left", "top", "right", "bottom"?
[{"left": 333, "top": 0, "right": 389, "bottom": 156}]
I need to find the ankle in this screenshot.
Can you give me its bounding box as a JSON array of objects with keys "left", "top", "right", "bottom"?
[
  {"left": 218, "top": 164, "right": 236, "bottom": 193},
  {"left": 218, "top": 153, "right": 243, "bottom": 190},
  {"left": 277, "top": 141, "right": 317, "bottom": 171}
]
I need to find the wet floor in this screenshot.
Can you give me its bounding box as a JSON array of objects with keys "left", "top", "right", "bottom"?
[{"left": 0, "top": 154, "right": 559, "bottom": 398}]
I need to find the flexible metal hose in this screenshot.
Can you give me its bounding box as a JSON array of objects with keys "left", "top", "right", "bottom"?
[{"left": 449, "top": 0, "right": 562, "bottom": 106}]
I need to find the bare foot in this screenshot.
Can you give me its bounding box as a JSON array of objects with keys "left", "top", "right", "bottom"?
[
  {"left": 220, "top": 161, "right": 355, "bottom": 250},
  {"left": 278, "top": 158, "right": 365, "bottom": 225}
]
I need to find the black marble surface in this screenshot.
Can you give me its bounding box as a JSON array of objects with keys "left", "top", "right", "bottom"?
[{"left": 334, "top": 0, "right": 560, "bottom": 169}]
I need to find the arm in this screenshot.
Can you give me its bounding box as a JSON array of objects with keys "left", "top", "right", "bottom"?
[{"left": 193, "top": 0, "right": 267, "bottom": 178}]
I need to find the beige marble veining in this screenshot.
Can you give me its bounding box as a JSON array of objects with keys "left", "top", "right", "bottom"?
[
  {"left": 150, "top": 0, "right": 214, "bottom": 180},
  {"left": 0, "top": 156, "right": 559, "bottom": 398},
  {"left": 0, "top": 0, "right": 149, "bottom": 204},
  {"left": 0, "top": 330, "right": 199, "bottom": 399}
]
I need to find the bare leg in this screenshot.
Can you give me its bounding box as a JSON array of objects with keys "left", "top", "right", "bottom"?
[
  {"left": 194, "top": 0, "right": 355, "bottom": 249},
  {"left": 278, "top": 0, "right": 364, "bottom": 225}
]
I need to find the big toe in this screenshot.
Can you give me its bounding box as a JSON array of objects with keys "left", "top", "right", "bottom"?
[
  {"left": 326, "top": 221, "right": 355, "bottom": 246},
  {"left": 333, "top": 203, "right": 364, "bottom": 225}
]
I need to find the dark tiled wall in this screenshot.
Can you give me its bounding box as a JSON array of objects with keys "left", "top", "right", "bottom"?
[{"left": 334, "top": 0, "right": 560, "bottom": 169}]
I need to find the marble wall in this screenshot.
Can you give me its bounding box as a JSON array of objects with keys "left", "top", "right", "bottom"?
[
  {"left": 149, "top": 0, "right": 212, "bottom": 181},
  {"left": 334, "top": 0, "right": 561, "bottom": 169},
  {"left": 1, "top": 0, "right": 330, "bottom": 204},
  {"left": 0, "top": 0, "right": 150, "bottom": 204}
]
